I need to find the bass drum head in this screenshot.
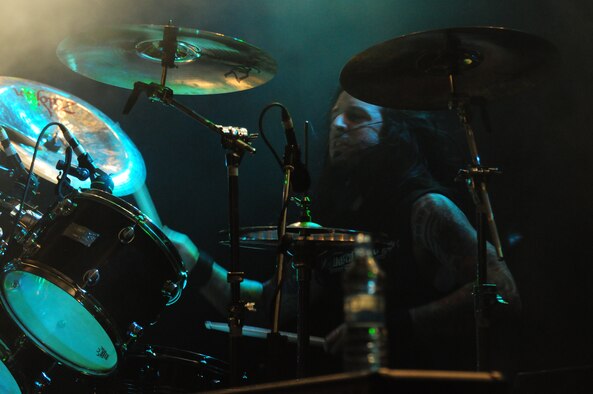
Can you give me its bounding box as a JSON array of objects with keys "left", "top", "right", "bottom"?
[{"left": 111, "top": 345, "right": 228, "bottom": 393}]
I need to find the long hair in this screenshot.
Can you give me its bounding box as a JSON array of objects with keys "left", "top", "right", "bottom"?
[{"left": 313, "top": 90, "right": 462, "bottom": 236}]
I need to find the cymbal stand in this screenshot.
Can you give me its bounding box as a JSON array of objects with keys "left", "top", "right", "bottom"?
[
  {"left": 450, "top": 89, "right": 504, "bottom": 372},
  {"left": 124, "top": 79, "right": 255, "bottom": 386},
  {"left": 293, "top": 236, "right": 317, "bottom": 378}
]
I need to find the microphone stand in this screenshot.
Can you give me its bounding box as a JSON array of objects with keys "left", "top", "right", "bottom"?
[
  {"left": 122, "top": 24, "right": 256, "bottom": 386},
  {"left": 124, "top": 81, "right": 255, "bottom": 386}
]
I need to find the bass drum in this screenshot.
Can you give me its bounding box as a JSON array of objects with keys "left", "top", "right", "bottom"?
[
  {"left": 106, "top": 345, "right": 229, "bottom": 393},
  {"left": 0, "top": 189, "right": 187, "bottom": 377}
]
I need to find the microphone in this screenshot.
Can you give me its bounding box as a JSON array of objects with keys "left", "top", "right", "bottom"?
[
  {"left": 57, "top": 124, "right": 114, "bottom": 193},
  {"left": 0, "top": 126, "right": 29, "bottom": 174},
  {"left": 281, "top": 108, "right": 310, "bottom": 193},
  {"left": 0, "top": 125, "right": 40, "bottom": 198}
]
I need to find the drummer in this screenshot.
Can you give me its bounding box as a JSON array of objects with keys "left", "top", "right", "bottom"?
[{"left": 166, "top": 89, "right": 521, "bottom": 372}]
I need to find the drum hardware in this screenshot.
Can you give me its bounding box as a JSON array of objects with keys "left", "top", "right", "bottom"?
[
  {"left": 222, "top": 223, "right": 390, "bottom": 379},
  {"left": 161, "top": 280, "right": 179, "bottom": 301},
  {"left": 340, "top": 26, "right": 558, "bottom": 371},
  {"left": 93, "top": 22, "right": 269, "bottom": 386},
  {"left": 51, "top": 198, "right": 76, "bottom": 217},
  {"left": 105, "top": 344, "right": 231, "bottom": 392},
  {"left": 81, "top": 268, "right": 100, "bottom": 288},
  {"left": 118, "top": 225, "right": 136, "bottom": 244},
  {"left": 20, "top": 239, "right": 41, "bottom": 258},
  {"left": 123, "top": 323, "right": 144, "bottom": 352},
  {"left": 0, "top": 189, "right": 187, "bottom": 384}
]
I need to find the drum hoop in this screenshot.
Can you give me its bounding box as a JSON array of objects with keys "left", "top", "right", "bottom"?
[
  {"left": 125, "top": 344, "right": 229, "bottom": 378},
  {"left": 0, "top": 259, "right": 120, "bottom": 376}
]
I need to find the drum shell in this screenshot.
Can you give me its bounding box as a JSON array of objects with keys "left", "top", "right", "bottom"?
[
  {"left": 16, "top": 189, "right": 186, "bottom": 352},
  {"left": 108, "top": 345, "right": 228, "bottom": 393}
]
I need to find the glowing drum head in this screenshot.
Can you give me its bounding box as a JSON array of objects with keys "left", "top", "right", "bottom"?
[
  {"left": 0, "top": 342, "right": 22, "bottom": 394},
  {"left": 1, "top": 269, "right": 117, "bottom": 375}
]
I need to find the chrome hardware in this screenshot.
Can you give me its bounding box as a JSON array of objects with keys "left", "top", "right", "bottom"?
[
  {"left": 122, "top": 321, "right": 144, "bottom": 352},
  {"left": 161, "top": 280, "right": 179, "bottom": 300},
  {"left": 82, "top": 268, "right": 100, "bottom": 288},
  {"left": 53, "top": 198, "right": 76, "bottom": 216},
  {"left": 21, "top": 238, "right": 41, "bottom": 257},
  {"left": 118, "top": 226, "right": 135, "bottom": 244}
]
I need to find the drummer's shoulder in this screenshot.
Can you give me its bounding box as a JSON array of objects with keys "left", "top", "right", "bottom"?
[{"left": 410, "top": 193, "right": 471, "bottom": 229}]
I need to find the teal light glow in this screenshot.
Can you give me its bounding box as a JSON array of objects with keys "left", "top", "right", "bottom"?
[{"left": 3, "top": 271, "right": 117, "bottom": 373}]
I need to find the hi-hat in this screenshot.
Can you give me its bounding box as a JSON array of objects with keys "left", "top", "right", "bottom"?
[
  {"left": 0, "top": 76, "right": 145, "bottom": 196},
  {"left": 57, "top": 24, "right": 277, "bottom": 95},
  {"left": 340, "top": 26, "right": 559, "bottom": 110},
  {"left": 223, "top": 223, "right": 390, "bottom": 251}
]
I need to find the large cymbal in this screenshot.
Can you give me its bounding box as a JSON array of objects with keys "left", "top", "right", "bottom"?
[
  {"left": 340, "top": 26, "right": 559, "bottom": 110},
  {"left": 0, "top": 76, "right": 146, "bottom": 196},
  {"left": 57, "top": 24, "right": 277, "bottom": 95}
]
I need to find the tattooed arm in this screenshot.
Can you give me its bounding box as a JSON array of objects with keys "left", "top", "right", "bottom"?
[{"left": 408, "top": 193, "right": 521, "bottom": 338}]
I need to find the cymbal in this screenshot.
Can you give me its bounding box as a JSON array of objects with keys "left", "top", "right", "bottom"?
[
  {"left": 0, "top": 76, "right": 146, "bottom": 196},
  {"left": 223, "top": 223, "right": 391, "bottom": 251},
  {"left": 340, "top": 26, "right": 559, "bottom": 110},
  {"left": 57, "top": 24, "right": 277, "bottom": 95}
]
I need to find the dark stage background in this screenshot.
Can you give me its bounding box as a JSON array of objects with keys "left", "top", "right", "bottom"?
[{"left": 0, "top": 0, "right": 591, "bottom": 376}]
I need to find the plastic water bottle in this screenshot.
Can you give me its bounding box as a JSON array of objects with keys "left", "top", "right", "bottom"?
[{"left": 342, "top": 233, "right": 388, "bottom": 371}]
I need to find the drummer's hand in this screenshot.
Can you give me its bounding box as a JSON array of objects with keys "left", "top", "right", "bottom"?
[
  {"left": 163, "top": 226, "right": 199, "bottom": 272},
  {"left": 324, "top": 323, "right": 346, "bottom": 355}
]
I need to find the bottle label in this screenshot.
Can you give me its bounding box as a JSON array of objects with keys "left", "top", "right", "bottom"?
[{"left": 344, "top": 294, "right": 385, "bottom": 323}]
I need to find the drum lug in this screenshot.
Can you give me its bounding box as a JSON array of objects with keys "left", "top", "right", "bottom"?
[
  {"left": 22, "top": 237, "right": 41, "bottom": 257},
  {"left": 0, "top": 239, "right": 7, "bottom": 256},
  {"left": 123, "top": 321, "right": 144, "bottom": 351},
  {"left": 52, "top": 198, "right": 76, "bottom": 217},
  {"left": 162, "top": 280, "right": 179, "bottom": 300},
  {"left": 118, "top": 226, "right": 136, "bottom": 244},
  {"left": 33, "top": 371, "right": 52, "bottom": 392},
  {"left": 82, "top": 268, "right": 101, "bottom": 288}
]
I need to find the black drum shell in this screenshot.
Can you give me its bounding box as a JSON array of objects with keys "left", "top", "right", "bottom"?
[{"left": 5, "top": 189, "right": 187, "bottom": 374}]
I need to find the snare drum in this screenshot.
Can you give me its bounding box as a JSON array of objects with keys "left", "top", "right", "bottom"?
[
  {"left": 0, "top": 189, "right": 187, "bottom": 377},
  {"left": 108, "top": 345, "right": 228, "bottom": 393}
]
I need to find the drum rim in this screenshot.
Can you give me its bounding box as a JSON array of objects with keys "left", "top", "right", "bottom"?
[
  {"left": 0, "top": 259, "right": 121, "bottom": 376},
  {"left": 129, "top": 344, "right": 228, "bottom": 367}
]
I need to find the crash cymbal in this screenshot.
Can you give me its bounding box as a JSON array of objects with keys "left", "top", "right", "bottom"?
[
  {"left": 340, "top": 26, "right": 559, "bottom": 110},
  {"left": 222, "top": 223, "right": 391, "bottom": 251},
  {"left": 57, "top": 24, "right": 277, "bottom": 95},
  {"left": 0, "top": 76, "right": 146, "bottom": 196}
]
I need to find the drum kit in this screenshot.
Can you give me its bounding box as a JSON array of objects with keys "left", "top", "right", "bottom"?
[{"left": 0, "top": 21, "right": 557, "bottom": 393}]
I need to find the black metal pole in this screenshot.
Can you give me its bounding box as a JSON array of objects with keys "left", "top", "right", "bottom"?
[
  {"left": 226, "top": 151, "right": 244, "bottom": 386},
  {"left": 295, "top": 255, "right": 311, "bottom": 378},
  {"left": 474, "top": 206, "right": 489, "bottom": 371}
]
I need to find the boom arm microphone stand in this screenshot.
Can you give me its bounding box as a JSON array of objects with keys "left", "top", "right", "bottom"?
[{"left": 123, "top": 23, "right": 255, "bottom": 387}]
